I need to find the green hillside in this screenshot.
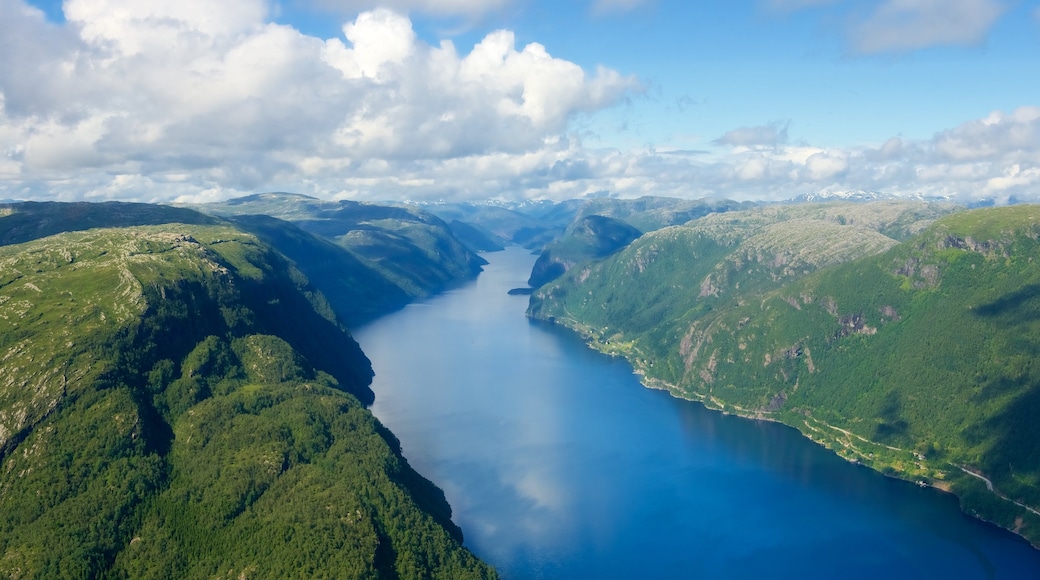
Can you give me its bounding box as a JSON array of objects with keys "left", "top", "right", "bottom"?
[
  {"left": 574, "top": 196, "right": 755, "bottom": 233},
  {"left": 0, "top": 201, "right": 219, "bottom": 246},
  {"left": 225, "top": 214, "right": 413, "bottom": 327},
  {"left": 186, "top": 193, "right": 488, "bottom": 303},
  {"left": 446, "top": 220, "right": 506, "bottom": 253},
  {"left": 524, "top": 196, "right": 758, "bottom": 289},
  {"left": 530, "top": 202, "right": 1040, "bottom": 546},
  {"left": 0, "top": 222, "right": 494, "bottom": 578},
  {"left": 528, "top": 214, "right": 642, "bottom": 288}
]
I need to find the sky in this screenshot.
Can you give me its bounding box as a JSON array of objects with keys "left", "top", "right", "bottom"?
[{"left": 1, "top": 0, "right": 1038, "bottom": 204}]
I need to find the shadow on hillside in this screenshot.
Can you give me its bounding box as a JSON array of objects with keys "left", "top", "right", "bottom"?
[
  {"left": 963, "top": 374, "right": 1040, "bottom": 505},
  {"left": 975, "top": 284, "right": 1040, "bottom": 321}
]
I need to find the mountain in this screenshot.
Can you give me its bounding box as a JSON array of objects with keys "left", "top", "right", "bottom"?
[
  {"left": 184, "top": 193, "right": 488, "bottom": 303},
  {"left": 222, "top": 214, "right": 413, "bottom": 327},
  {"left": 529, "top": 201, "right": 1040, "bottom": 547},
  {"left": 0, "top": 201, "right": 220, "bottom": 245},
  {"left": 417, "top": 200, "right": 581, "bottom": 250},
  {"left": 0, "top": 212, "right": 494, "bottom": 577},
  {"left": 446, "top": 219, "right": 507, "bottom": 253},
  {"left": 527, "top": 215, "right": 642, "bottom": 288},
  {"left": 573, "top": 196, "right": 755, "bottom": 233},
  {"left": 523, "top": 196, "right": 755, "bottom": 289}
]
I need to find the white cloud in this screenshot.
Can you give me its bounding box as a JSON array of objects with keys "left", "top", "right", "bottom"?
[
  {"left": 850, "top": 0, "right": 1008, "bottom": 54},
  {"left": 932, "top": 106, "right": 1040, "bottom": 161},
  {"left": 803, "top": 149, "right": 849, "bottom": 180},
  {"left": 1, "top": 1, "right": 1037, "bottom": 206},
  {"left": 310, "top": 0, "right": 511, "bottom": 18},
  {"left": 0, "top": 1, "right": 637, "bottom": 201}
]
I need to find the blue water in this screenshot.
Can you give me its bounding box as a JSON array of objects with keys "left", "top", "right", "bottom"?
[{"left": 353, "top": 247, "right": 1040, "bottom": 579}]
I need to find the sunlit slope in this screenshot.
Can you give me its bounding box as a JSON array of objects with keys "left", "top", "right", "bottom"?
[
  {"left": 574, "top": 195, "right": 755, "bottom": 233},
  {"left": 0, "top": 225, "right": 494, "bottom": 578},
  {"left": 530, "top": 201, "right": 954, "bottom": 348},
  {"left": 531, "top": 203, "right": 1040, "bottom": 545}
]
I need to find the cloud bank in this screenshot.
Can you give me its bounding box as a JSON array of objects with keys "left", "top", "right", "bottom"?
[{"left": 0, "top": 0, "right": 1037, "bottom": 204}]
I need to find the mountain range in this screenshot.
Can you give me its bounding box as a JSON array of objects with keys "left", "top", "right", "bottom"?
[
  {"left": 5, "top": 191, "right": 1040, "bottom": 574},
  {"left": 528, "top": 200, "right": 1040, "bottom": 547}
]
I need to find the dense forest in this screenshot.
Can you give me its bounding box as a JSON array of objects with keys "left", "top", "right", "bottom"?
[{"left": 0, "top": 205, "right": 495, "bottom": 578}]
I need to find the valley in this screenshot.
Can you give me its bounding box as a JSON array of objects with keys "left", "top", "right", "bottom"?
[{"left": 2, "top": 194, "right": 1040, "bottom": 577}]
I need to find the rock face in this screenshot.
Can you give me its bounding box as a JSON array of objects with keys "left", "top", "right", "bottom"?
[{"left": 528, "top": 215, "right": 642, "bottom": 288}]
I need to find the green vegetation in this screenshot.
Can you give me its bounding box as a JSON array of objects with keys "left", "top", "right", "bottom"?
[
  {"left": 0, "top": 201, "right": 220, "bottom": 246},
  {"left": 225, "top": 214, "right": 412, "bottom": 327},
  {"left": 573, "top": 196, "right": 755, "bottom": 233},
  {"left": 531, "top": 201, "right": 1040, "bottom": 546},
  {"left": 0, "top": 218, "right": 494, "bottom": 578},
  {"left": 446, "top": 220, "right": 506, "bottom": 253},
  {"left": 528, "top": 215, "right": 642, "bottom": 288},
  {"left": 185, "top": 193, "right": 487, "bottom": 307},
  {"left": 524, "top": 196, "right": 758, "bottom": 289}
]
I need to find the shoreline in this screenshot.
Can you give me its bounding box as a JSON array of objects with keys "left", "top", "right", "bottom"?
[{"left": 538, "top": 313, "right": 1040, "bottom": 551}]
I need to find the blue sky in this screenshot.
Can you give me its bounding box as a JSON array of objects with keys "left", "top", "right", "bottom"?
[{"left": 2, "top": 0, "right": 1039, "bottom": 203}]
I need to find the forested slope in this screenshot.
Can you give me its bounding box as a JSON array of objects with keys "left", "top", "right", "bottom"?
[
  {"left": 0, "top": 220, "right": 494, "bottom": 578},
  {"left": 187, "top": 193, "right": 487, "bottom": 307},
  {"left": 530, "top": 202, "right": 1040, "bottom": 546}
]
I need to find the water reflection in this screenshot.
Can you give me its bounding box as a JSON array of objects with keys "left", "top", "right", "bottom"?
[{"left": 353, "top": 247, "right": 1040, "bottom": 579}]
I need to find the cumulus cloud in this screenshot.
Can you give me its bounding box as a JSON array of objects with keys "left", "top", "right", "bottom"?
[
  {"left": 850, "top": 0, "right": 1008, "bottom": 53},
  {"left": 1, "top": 1, "right": 1037, "bottom": 205},
  {"left": 699, "top": 107, "right": 1040, "bottom": 201},
  {"left": 0, "top": 1, "right": 637, "bottom": 200},
  {"left": 932, "top": 106, "right": 1040, "bottom": 161},
  {"left": 469, "top": 107, "right": 1040, "bottom": 204}
]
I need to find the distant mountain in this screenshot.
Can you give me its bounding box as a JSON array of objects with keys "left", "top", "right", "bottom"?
[
  {"left": 0, "top": 201, "right": 220, "bottom": 245},
  {"left": 786, "top": 190, "right": 952, "bottom": 204},
  {"left": 184, "top": 193, "right": 488, "bottom": 305},
  {"left": 447, "top": 219, "right": 507, "bottom": 253},
  {"left": 574, "top": 196, "right": 755, "bottom": 232},
  {"left": 523, "top": 196, "right": 757, "bottom": 289},
  {"left": 0, "top": 218, "right": 494, "bottom": 577},
  {"left": 224, "top": 214, "right": 413, "bottom": 327},
  {"left": 528, "top": 215, "right": 642, "bottom": 288},
  {"left": 529, "top": 201, "right": 1040, "bottom": 547},
  {"left": 417, "top": 200, "right": 579, "bottom": 250}
]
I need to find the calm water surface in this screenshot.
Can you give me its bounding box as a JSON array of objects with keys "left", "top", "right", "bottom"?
[{"left": 353, "top": 247, "right": 1040, "bottom": 579}]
